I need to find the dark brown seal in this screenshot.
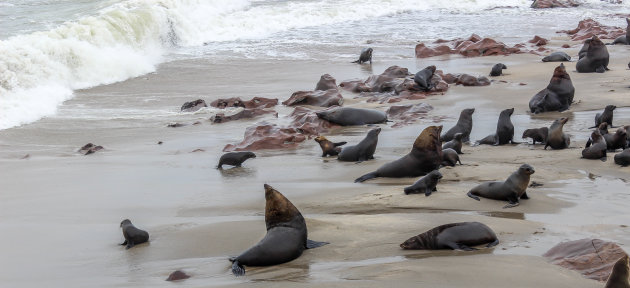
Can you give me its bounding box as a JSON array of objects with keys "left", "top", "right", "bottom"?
[
  {"left": 605, "top": 255, "right": 630, "bottom": 288},
  {"left": 217, "top": 152, "right": 256, "bottom": 168},
  {"left": 337, "top": 128, "right": 380, "bottom": 162},
  {"left": 441, "top": 108, "right": 474, "bottom": 142},
  {"left": 592, "top": 105, "right": 617, "bottom": 128},
  {"left": 120, "top": 219, "right": 149, "bottom": 249},
  {"left": 522, "top": 127, "right": 548, "bottom": 145},
  {"left": 355, "top": 125, "right": 443, "bottom": 182},
  {"left": 545, "top": 117, "right": 570, "bottom": 150},
  {"left": 314, "top": 136, "right": 346, "bottom": 157},
  {"left": 614, "top": 148, "right": 630, "bottom": 167},
  {"left": 230, "top": 184, "right": 328, "bottom": 276},
  {"left": 442, "top": 133, "right": 463, "bottom": 154},
  {"left": 441, "top": 148, "right": 461, "bottom": 167},
  {"left": 489, "top": 63, "right": 507, "bottom": 76},
  {"left": 477, "top": 108, "right": 515, "bottom": 145},
  {"left": 604, "top": 128, "right": 628, "bottom": 151},
  {"left": 400, "top": 222, "right": 499, "bottom": 251},
  {"left": 599, "top": 122, "right": 610, "bottom": 135},
  {"left": 166, "top": 270, "right": 190, "bottom": 281},
  {"left": 404, "top": 170, "right": 442, "bottom": 196},
  {"left": 467, "top": 164, "right": 535, "bottom": 208},
  {"left": 611, "top": 18, "right": 630, "bottom": 45},
  {"left": 582, "top": 130, "right": 607, "bottom": 160},
  {"left": 316, "top": 107, "right": 387, "bottom": 126},
  {"left": 352, "top": 47, "right": 373, "bottom": 64},
  {"left": 413, "top": 65, "right": 436, "bottom": 91},
  {"left": 576, "top": 36, "right": 609, "bottom": 73},
  {"left": 529, "top": 63, "right": 575, "bottom": 113}
]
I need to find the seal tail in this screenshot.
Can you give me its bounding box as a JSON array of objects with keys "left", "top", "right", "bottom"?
[
  {"left": 354, "top": 172, "right": 378, "bottom": 183},
  {"left": 467, "top": 191, "right": 480, "bottom": 201},
  {"left": 231, "top": 260, "right": 245, "bottom": 276},
  {"left": 486, "top": 238, "right": 500, "bottom": 248},
  {"left": 306, "top": 239, "right": 329, "bottom": 249}
]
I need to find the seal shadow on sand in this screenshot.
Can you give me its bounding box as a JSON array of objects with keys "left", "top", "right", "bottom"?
[
  {"left": 402, "top": 247, "right": 495, "bottom": 260},
  {"left": 218, "top": 167, "right": 257, "bottom": 178}
]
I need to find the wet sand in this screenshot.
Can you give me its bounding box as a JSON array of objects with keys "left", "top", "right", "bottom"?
[{"left": 1, "top": 36, "right": 630, "bottom": 287}]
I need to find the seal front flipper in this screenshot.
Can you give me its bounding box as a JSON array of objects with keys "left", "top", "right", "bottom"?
[
  {"left": 125, "top": 242, "right": 135, "bottom": 250},
  {"left": 520, "top": 192, "right": 529, "bottom": 199},
  {"left": 596, "top": 66, "right": 606, "bottom": 73},
  {"left": 120, "top": 240, "right": 127, "bottom": 246},
  {"left": 306, "top": 239, "right": 329, "bottom": 249},
  {"left": 486, "top": 238, "right": 500, "bottom": 248},
  {"left": 467, "top": 191, "right": 481, "bottom": 201},
  {"left": 355, "top": 172, "right": 378, "bottom": 183},
  {"left": 231, "top": 260, "right": 246, "bottom": 276},
  {"left": 333, "top": 142, "right": 347, "bottom": 147}
]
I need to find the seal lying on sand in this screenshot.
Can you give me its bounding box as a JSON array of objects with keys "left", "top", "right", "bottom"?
[
  {"left": 441, "top": 148, "right": 461, "bottom": 167},
  {"left": 338, "top": 128, "right": 380, "bottom": 162},
  {"left": 400, "top": 222, "right": 499, "bottom": 251},
  {"left": 467, "top": 164, "right": 535, "bottom": 208},
  {"left": 582, "top": 130, "right": 607, "bottom": 160},
  {"left": 576, "top": 36, "right": 609, "bottom": 73},
  {"left": 442, "top": 108, "right": 474, "bottom": 143},
  {"left": 477, "top": 108, "right": 515, "bottom": 145},
  {"left": 217, "top": 152, "right": 256, "bottom": 169},
  {"left": 489, "top": 63, "right": 507, "bottom": 76},
  {"left": 230, "top": 184, "right": 328, "bottom": 276},
  {"left": 529, "top": 63, "right": 575, "bottom": 113},
  {"left": 404, "top": 170, "right": 442, "bottom": 196},
  {"left": 355, "top": 126, "right": 442, "bottom": 182},
  {"left": 314, "top": 136, "right": 346, "bottom": 157},
  {"left": 522, "top": 127, "right": 548, "bottom": 145},
  {"left": 610, "top": 18, "right": 630, "bottom": 45},
  {"left": 542, "top": 52, "right": 571, "bottom": 62},
  {"left": 352, "top": 47, "right": 373, "bottom": 64},
  {"left": 591, "top": 105, "right": 617, "bottom": 128},
  {"left": 316, "top": 107, "right": 387, "bottom": 126},
  {"left": 614, "top": 148, "right": 630, "bottom": 166},
  {"left": 544, "top": 117, "right": 570, "bottom": 150},
  {"left": 120, "top": 219, "right": 149, "bottom": 249}
]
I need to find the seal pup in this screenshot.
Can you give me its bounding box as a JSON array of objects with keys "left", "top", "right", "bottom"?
[
  {"left": 217, "top": 152, "right": 256, "bottom": 169},
  {"left": 441, "top": 148, "right": 461, "bottom": 167},
  {"left": 337, "top": 128, "right": 380, "bottom": 162},
  {"left": 598, "top": 122, "right": 610, "bottom": 135},
  {"left": 604, "top": 128, "right": 628, "bottom": 151},
  {"left": 120, "top": 219, "right": 149, "bottom": 249},
  {"left": 477, "top": 108, "right": 515, "bottom": 145},
  {"left": 400, "top": 222, "right": 499, "bottom": 251},
  {"left": 467, "top": 164, "right": 535, "bottom": 208},
  {"left": 529, "top": 63, "right": 575, "bottom": 113},
  {"left": 316, "top": 107, "right": 387, "bottom": 126},
  {"left": 352, "top": 47, "right": 373, "bottom": 64},
  {"left": 314, "top": 136, "right": 346, "bottom": 157},
  {"left": 614, "top": 148, "right": 630, "bottom": 166},
  {"left": 522, "top": 127, "right": 548, "bottom": 145},
  {"left": 489, "top": 63, "right": 507, "bottom": 76},
  {"left": 230, "top": 184, "right": 328, "bottom": 276},
  {"left": 576, "top": 35, "right": 609, "bottom": 73},
  {"left": 605, "top": 255, "right": 630, "bottom": 288},
  {"left": 544, "top": 117, "right": 570, "bottom": 150},
  {"left": 441, "top": 108, "right": 475, "bottom": 142},
  {"left": 542, "top": 52, "right": 571, "bottom": 62},
  {"left": 413, "top": 65, "right": 436, "bottom": 91},
  {"left": 610, "top": 18, "right": 630, "bottom": 45},
  {"left": 442, "top": 133, "right": 464, "bottom": 154},
  {"left": 403, "top": 170, "right": 442, "bottom": 196},
  {"left": 582, "top": 130, "right": 607, "bottom": 161},
  {"left": 591, "top": 105, "right": 617, "bottom": 128},
  {"left": 355, "top": 126, "right": 443, "bottom": 182}
]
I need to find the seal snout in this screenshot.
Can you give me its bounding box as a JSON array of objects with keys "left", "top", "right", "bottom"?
[{"left": 560, "top": 117, "right": 569, "bottom": 124}]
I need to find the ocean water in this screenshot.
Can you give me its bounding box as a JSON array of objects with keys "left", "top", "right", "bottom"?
[{"left": 1, "top": 0, "right": 629, "bottom": 130}]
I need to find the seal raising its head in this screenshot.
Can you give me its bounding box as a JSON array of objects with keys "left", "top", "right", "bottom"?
[
  {"left": 441, "top": 108, "right": 475, "bottom": 142},
  {"left": 352, "top": 47, "right": 373, "bottom": 64},
  {"left": 338, "top": 127, "right": 381, "bottom": 162},
  {"left": 544, "top": 117, "right": 570, "bottom": 150},
  {"left": 120, "top": 219, "right": 149, "bottom": 249},
  {"left": 576, "top": 35, "right": 609, "bottom": 73},
  {"left": 605, "top": 255, "right": 630, "bottom": 288},
  {"left": 314, "top": 136, "right": 346, "bottom": 157},
  {"left": 467, "top": 164, "right": 535, "bottom": 208},
  {"left": 217, "top": 152, "right": 256, "bottom": 169}
]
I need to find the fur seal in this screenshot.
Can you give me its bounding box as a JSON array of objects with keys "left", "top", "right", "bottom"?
[
  {"left": 413, "top": 65, "right": 436, "bottom": 91},
  {"left": 522, "top": 127, "right": 548, "bottom": 145},
  {"left": 490, "top": 63, "right": 507, "bottom": 76},
  {"left": 230, "top": 184, "right": 328, "bottom": 276},
  {"left": 529, "top": 63, "right": 575, "bottom": 113},
  {"left": 352, "top": 48, "right": 373, "bottom": 64},
  {"left": 355, "top": 126, "right": 442, "bottom": 182},
  {"left": 614, "top": 148, "right": 630, "bottom": 166},
  {"left": 314, "top": 136, "right": 346, "bottom": 157},
  {"left": 477, "top": 108, "right": 515, "bottom": 145},
  {"left": 605, "top": 255, "right": 630, "bottom": 288},
  {"left": 611, "top": 18, "right": 630, "bottom": 45},
  {"left": 404, "top": 170, "right": 442, "bottom": 196},
  {"left": 604, "top": 128, "right": 628, "bottom": 151},
  {"left": 467, "top": 164, "right": 535, "bottom": 208},
  {"left": 441, "top": 108, "right": 475, "bottom": 142},
  {"left": 120, "top": 219, "right": 149, "bottom": 249},
  {"left": 316, "top": 107, "right": 387, "bottom": 126},
  {"left": 578, "top": 38, "right": 591, "bottom": 60},
  {"left": 217, "top": 152, "right": 256, "bottom": 169},
  {"left": 592, "top": 105, "right": 617, "bottom": 128},
  {"left": 338, "top": 128, "right": 380, "bottom": 162},
  {"left": 582, "top": 130, "right": 607, "bottom": 160},
  {"left": 542, "top": 52, "right": 571, "bottom": 62},
  {"left": 442, "top": 133, "right": 463, "bottom": 154},
  {"left": 576, "top": 36, "right": 609, "bottom": 73},
  {"left": 400, "top": 222, "right": 499, "bottom": 251},
  {"left": 441, "top": 148, "right": 461, "bottom": 167},
  {"left": 544, "top": 117, "right": 570, "bottom": 150},
  {"left": 599, "top": 122, "right": 610, "bottom": 135}
]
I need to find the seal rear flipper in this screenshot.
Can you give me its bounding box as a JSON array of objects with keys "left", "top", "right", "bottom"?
[
  {"left": 125, "top": 242, "right": 135, "bottom": 249},
  {"left": 231, "top": 260, "right": 246, "bottom": 276},
  {"left": 600, "top": 156, "right": 608, "bottom": 162},
  {"left": 306, "top": 239, "right": 329, "bottom": 249},
  {"left": 120, "top": 240, "right": 127, "bottom": 246},
  {"left": 333, "top": 141, "right": 347, "bottom": 147},
  {"left": 447, "top": 242, "right": 476, "bottom": 251},
  {"left": 596, "top": 66, "right": 606, "bottom": 73},
  {"left": 467, "top": 191, "right": 481, "bottom": 201},
  {"left": 486, "top": 238, "right": 500, "bottom": 248},
  {"left": 520, "top": 192, "right": 529, "bottom": 199},
  {"left": 355, "top": 172, "right": 378, "bottom": 183}
]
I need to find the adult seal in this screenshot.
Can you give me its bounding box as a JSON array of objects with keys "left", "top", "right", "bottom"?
[
  {"left": 316, "top": 107, "right": 387, "bottom": 126},
  {"left": 605, "top": 255, "right": 630, "bottom": 288},
  {"left": 544, "top": 117, "right": 570, "bottom": 150},
  {"left": 529, "top": 63, "right": 575, "bottom": 113},
  {"left": 441, "top": 148, "right": 461, "bottom": 167},
  {"left": 489, "top": 63, "right": 507, "bottom": 76},
  {"left": 576, "top": 36, "right": 609, "bottom": 73},
  {"left": 477, "top": 108, "right": 515, "bottom": 145},
  {"left": 230, "top": 184, "right": 328, "bottom": 276},
  {"left": 604, "top": 128, "right": 628, "bottom": 151},
  {"left": 578, "top": 38, "right": 591, "bottom": 60},
  {"left": 355, "top": 126, "right": 443, "bottom": 182},
  {"left": 614, "top": 148, "right": 630, "bottom": 166},
  {"left": 610, "top": 18, "right": 630, "bottom": 45},
  {"left": 352, "top": 47, "right": 373, "bottom": 64},
  {"left": 404, "top": 170, "right": 442, "bottom": 196},
  {"left": 120, "top": 219, "right": 149, "bottom": 249},
  {"left": 522, "top": 127, "right": 548, "bottom": 145},
  {"left": 581, "top": 130, "right": 607, "bottom": 160},
  {"left": 400, "top": 222, "right": 499, "bottom": 251},
  {"left": 413, "top": 65, "right": 436, "bottom": 91},
  {"left": 338, "top": 128, "right": 380, "bottom": 162},
  {"left": 314, "top": 136, "right": 346, "bottom": 157},
  {"left": 217, "top": 152, "right": 256, "bottom": 169},
  {"left": 591, "top": 105, "right": 617, "bottom": 128},
  {"left": 442, "top": 133, "right": 463, "bottom": 154},
  {"left": 467, "top": 164, "right": 535, "bottom": 208},
  {"left": 441, "top": 108, "right": 475, "bottom": 142},
  {"left": 542, "top": 51, "right": 571, "bottom": 62}
]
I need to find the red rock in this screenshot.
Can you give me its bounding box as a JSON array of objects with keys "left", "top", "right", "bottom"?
[
  {"left": 387, "top": 103, "right": 434, "bottom": 128},
  {"left": 211, "top": 108, "right": 277, "bottom": 123},
  {"left": 531, "top": 0, "right": 579, "bottom": 8},
  {"left": 414, "top": 43, "right": 452, "bottom": 58},
  {"left": 166, "top": 270, "right": 190, "bottom": 281},
  {"left": 339, "top": 79, "right": 372, "bottom": 93},
  {"left": 415, "top": 34, "right": 524, "bottom": 59},
  {"left": 543, "top": 239, "right": 628, "bottom": 281},
  {"left": 529, "top": 35, "right": 549, "bottom": 46},
  {"left": 381, "top": 66, "right": 411, "bottom": 78},
  {"left": 210, "top": 97, "right": 278, "bottom": 109},
  {"left": 562, "top": 44, "right": 571, "bottom": 48},
  {"left": 314, "top": 74, "right": 338, "bottom": 91},
  {"left": 180, "top": 99, "right": 207, "bottom": 112},
  {"left": 559, "top": 18, "right": 625, "bottom": 41}
]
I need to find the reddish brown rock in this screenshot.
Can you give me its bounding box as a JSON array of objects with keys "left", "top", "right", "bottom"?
[
  {"left": 562, "top": 44, "right": 571, "bottom": 48},
  {"left": 414, "top": 44, "right": 452, "bottom": 58},
  {"left": 559, "top": 18, "right": 626, "bottom": 41},
  {"left": 289, "top": 106, "right": 337, "bottom": 135},
  {"left": 529, "top": 35, "right": 549, "bottom": 46},
  {"left": 415, "top": 34, "right": 524, "bottom": 58},
  {"left": 314, "top": 74, "right": 338, "bottom": 91},
  {"left": 211, "top": 108, "right": 277, "bottom": 123},
  {"left": 531, "top": 0, "right": 579, "bottom": 8},
  {"left": 166, "top": 270, "right": 190, "bottom": 281},
  {"left": 386, "top": 103, "right": 434, "bottom": 128},
  {"left": 79, "top": 143, "right": 103, "bottom": 155},
  {"left": 543, "top": 238, "right": 628, "bottom": 281},
  {"left": 210, "top": 97, "right": 278, "bottom": 109},
  {"left": 283, "top": 89, "right": 343, "bottom": 107},
  {"left": 180, "top": 99, "right": 207, "bottom": 112},
  {"left": 338, "top": 80, "right": 372, "bottom": 93}
]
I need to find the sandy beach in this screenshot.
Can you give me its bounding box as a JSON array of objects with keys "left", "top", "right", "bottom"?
[{"left": 2, "top": 7, "right": 630, "bottom": 287}]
